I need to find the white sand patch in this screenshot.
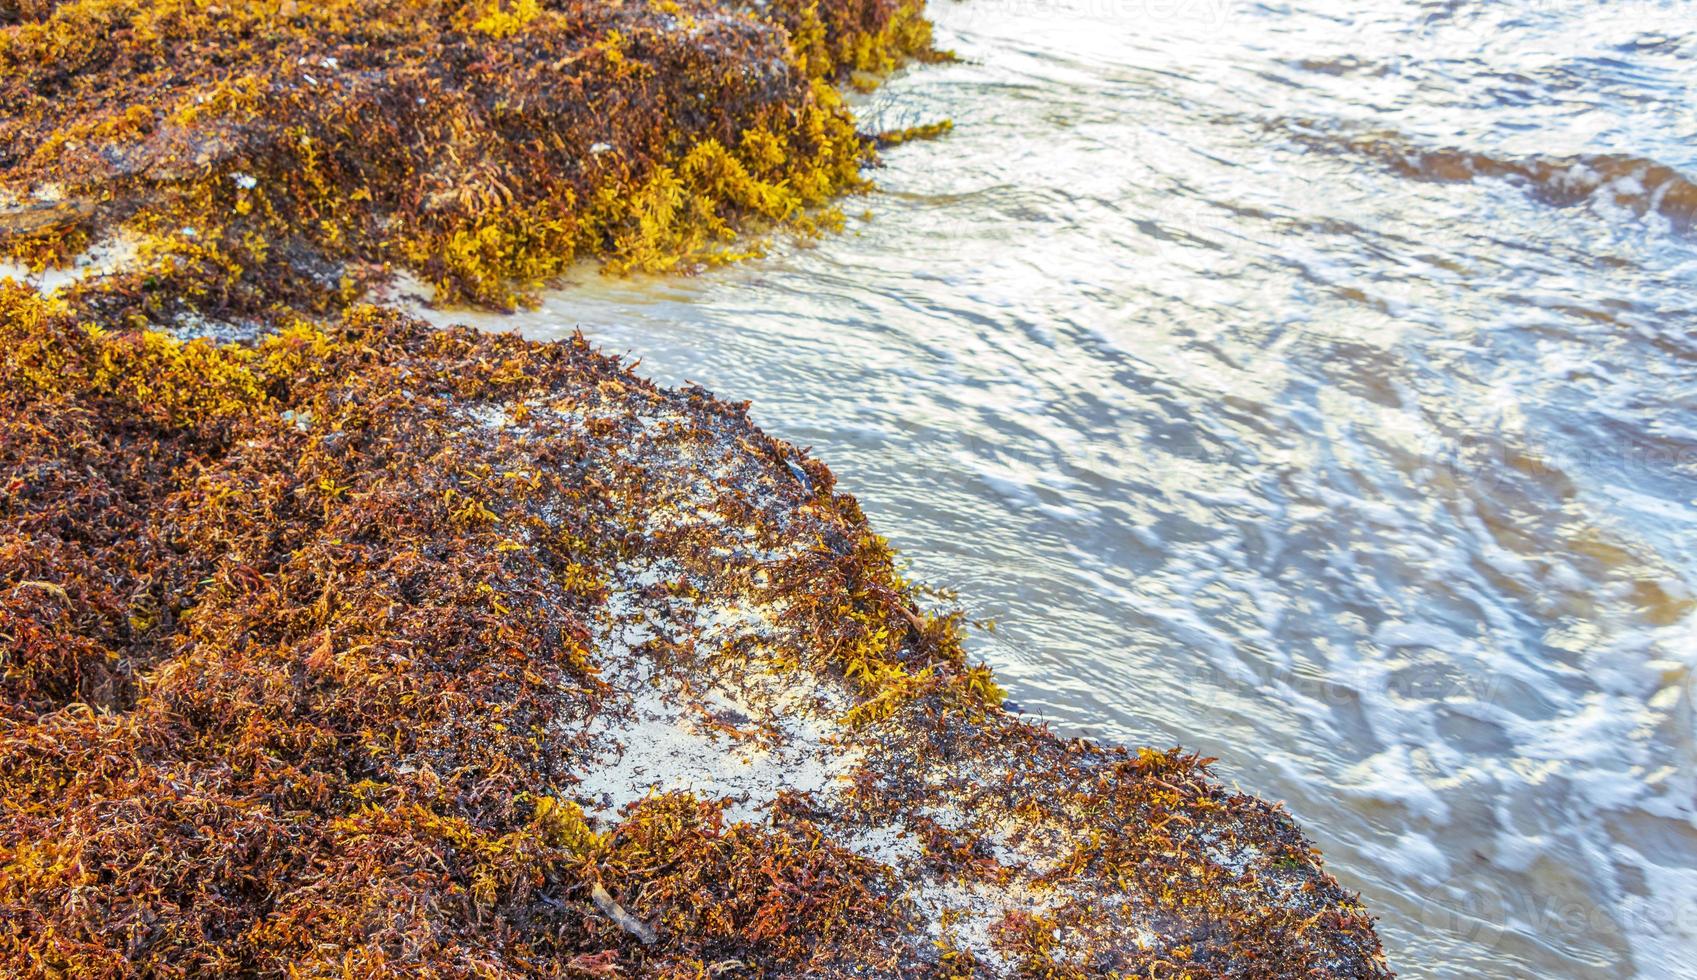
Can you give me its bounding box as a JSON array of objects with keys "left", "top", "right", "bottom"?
[
  {"left": 0, "top": 231, "right": 140, "bottom": 294},
  {"left": 909, "top": 802, "right": 1072, "bottom": 877},
  {"left": 907, "top": 878, "right": 1060, "bottom": 969},
  {"left": 573, "top": 668, "right": 857, "bottom": 824},
  {"left": 572, "top": 567, "right": 859, "bottom": 825},
  {"left": 1206, "top": 839, "right": 1265, "bottom": 876},
  {"left": 837, "top": 822, "right": 923, "bottom": 866},
  {"left": 460, "top": 402, "right": 518, "bottom": 431}
]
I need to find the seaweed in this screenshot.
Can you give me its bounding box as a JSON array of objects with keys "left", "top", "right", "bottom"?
[
  {"left": 1, "top": 283, "right": 1392, "bottom": 977},
  {"left": 876, "top": 119, "right": 954, "bottom": 148},
  {"left": 0, "top": 0, "right": 939, "bottom": 316}
]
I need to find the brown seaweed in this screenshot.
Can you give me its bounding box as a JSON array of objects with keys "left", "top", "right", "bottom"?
[
  {"left": 0, "top": 287, "right": 1391, "bottom": 978},
  {"left": 0, "top": 0, "right": 935, "bottom": 316}
]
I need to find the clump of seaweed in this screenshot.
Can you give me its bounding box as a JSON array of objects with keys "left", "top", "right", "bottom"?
[
  {"left": 1, "top": 279, "right": 1392, "bottom": 976},
  {"left": 877, "top": 119, "right": 955, "bottom": 148},
  {"left": 0, "top": 0, "right": 939, "bottom": 317}
]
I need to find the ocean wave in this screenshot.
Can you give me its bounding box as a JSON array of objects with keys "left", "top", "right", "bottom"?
[{"left": 1282, "top": 124, "right": 1697, "bottom": 232}]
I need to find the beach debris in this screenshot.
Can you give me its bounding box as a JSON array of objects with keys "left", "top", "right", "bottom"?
[{"left": 592, "top": 883, "right": 660, "bottom": 945}]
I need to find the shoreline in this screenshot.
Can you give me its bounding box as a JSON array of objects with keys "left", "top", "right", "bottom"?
[{"left": 1, "top": 1, "right": 1392, "bottom": 975}]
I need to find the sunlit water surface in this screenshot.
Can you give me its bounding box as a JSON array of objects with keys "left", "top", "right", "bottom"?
[{"left": 438, "top": 1, "right": 1697, "bottom": 975}]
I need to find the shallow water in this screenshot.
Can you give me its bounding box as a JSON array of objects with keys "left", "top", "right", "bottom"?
[{"left": 442, "top": 1, "right": 1697, "bottom": 975}]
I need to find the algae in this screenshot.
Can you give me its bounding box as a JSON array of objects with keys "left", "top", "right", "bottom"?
[
  {"left": 0, "top": 0, "right": 938, "bottom": 314},
  {"left": 876, "top": 119, "right": 955, "bottom": 148},
  {"left": 1, "top": 289, "right": 1392, "bottom": 977}
]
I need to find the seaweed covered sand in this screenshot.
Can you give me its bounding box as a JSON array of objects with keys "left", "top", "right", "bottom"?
[
  {"left": 0, "top": 0, "right": 934, "bottom": 314},
  {"left": 1, "top": 1, "right": 1392, "bottom": 977},
  {"left": 1, "top": 294, "right": 1390, "bottom": 978}
]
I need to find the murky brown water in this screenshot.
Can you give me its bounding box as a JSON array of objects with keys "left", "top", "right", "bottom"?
[{"left": 436, "top": 1, "right": 1697, "bottom": 975}]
